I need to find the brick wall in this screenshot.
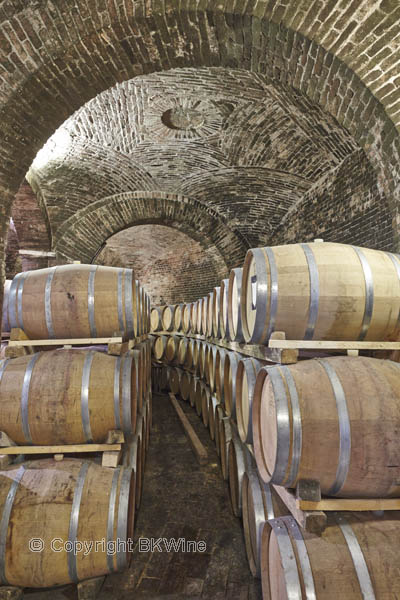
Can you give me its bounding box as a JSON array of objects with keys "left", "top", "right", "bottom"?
[
  {"left": 96, "top": 224, "right": 227, "bottom": 304},
  {"left": 272, "top": 149, "right": 394, "bottom": 250}
]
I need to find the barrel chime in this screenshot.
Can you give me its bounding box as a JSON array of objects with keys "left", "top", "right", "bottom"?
[
  {"left": 151, "top": 241, "right": 400, "bottom": 598},
  {"left": 0, "top": 264, "right": 151, "bottom": 588}
]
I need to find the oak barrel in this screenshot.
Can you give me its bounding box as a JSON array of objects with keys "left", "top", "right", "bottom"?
[
  {"left": 8, "top": 265, "right": 141, "bottom": 339},
  {"left": 196, "top": 298, "right": 203, "bottom": 334},
  {"left": 201, "top": 295, "right": 208, "bottom": 335},
  {"left": 262, "top": 513, "right": 400, "bottom": 600},
  {"left": 208, "top": 396, "right": 220, "bottom": 441},
  {"left": 179, "top": 370, "right": 191, "bottom": 401},
  {"left": 2, "top": 280, "right": 11, "bottom": 333},
  {"left": 182, "top": 303, "right": 192, "bottom": 334},
  {"left": 150, "top": 307, "right": 163, "bottom": 332},
  {"left": 153, "top": 335, "right": 168, "bottom": 361},
  {"left": 241, "top": 242, "right": 400, "bottom": 344},
  {"left": 207, "top": 344, "right": 218, "bottom": 392},
  {"left": 223, "top": 351, "right": 241, "bottom": 418},
  {"left": 177, "top": 337, "right": 189, "bottom": 365},
  {"left": 236, "top": 357, "right": 266, "bottom": 444},
  {"left": 212, "top": 286, "right": 222, "bottom": 338},
  {"left": 201, "top": 384, "right": 211, "bottom": 426},
  {"left": 173, "top": 303, "right": 184, "bottom": 332},
  {"left": 253, "top": 356, "right": 400, "bottom": 497},
  {"left": 242, "top": 471, "right": 288, "bottom": 578},
  {"left": 0, "top": 349, "right": 138, "bottom": 444},
  {"left": 215, "top": 347, "right": 227, "bottom": 402},
  {"left": 161, "top": 305, "right": 175, "bottom": 332},
  {"left": 228, "top": 432, "right": 255, "bottom": 518},
  {"left": 168, "top": 367, "right": 182, "bottom": 395},
  {"left": 0, "top": 458, "right": 134, "bottom": 587},
  {"left": 206, "top": 291, "right": 214, "bottom": 337},
  {"left": 219, "top": 278, "right": 230, "bottom": 340},
  {"left": 122, "top": 430, "right": 142, "bottom": 509},
  {"left": 228, "top": 268, "right": 245, "bottom": 342},
  {"left": 219, "top": 415, "right": 232, "bottom": 479},
  {"left": 165, "top": 335, "right": 179, "bottom": 363}
]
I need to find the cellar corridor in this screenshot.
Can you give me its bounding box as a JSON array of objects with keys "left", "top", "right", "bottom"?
[{"left": 24, "top": 392, "right": 261, "bottom": 600}]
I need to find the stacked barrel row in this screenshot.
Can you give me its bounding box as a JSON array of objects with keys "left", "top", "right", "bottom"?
[
  {"left": 151, "top": 333, "right": 284, "bottom": 580},
  {"left": 152, "top": 241, "right": 400, "bottom": 600},
  {"left": 152, "top": 241, "right": 400, "bottom": 345},
  {"left": 0, "top": 264, "right": 152, "bottom": 589},
  {"left": 2, "top": 264, "right": 151, "bottom": 339}
]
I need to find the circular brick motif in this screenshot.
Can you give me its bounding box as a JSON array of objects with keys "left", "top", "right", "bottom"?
[{"left": 162, "top": 106, "right": 205, "bottom": 131}]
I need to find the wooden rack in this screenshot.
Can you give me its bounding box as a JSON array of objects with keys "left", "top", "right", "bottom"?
[
  {"left": 273, "top": 479, "right": 400, "bottom": 535},
  {"left": 153, "top": 330, "right": 298, "bottom": 364},
  {"left": 5, "top": 328, "right": 148, "bottom": 358},
  {"left": 152, "top": 330, "right": 400, "bottom": 364},
  {"left": 0, "top": 430, "right": 124, "bottom": 468}
]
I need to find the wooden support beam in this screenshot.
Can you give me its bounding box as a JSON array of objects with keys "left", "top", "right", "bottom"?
[
  {"left": 273, "top": 485, "right": 327, "bottom": 535},
  {"left": 268, "top": 339, "right": 400, "bottom": 350},
  {"left": 154, "top": 332, "right": 298, "bottom": 364},
  {"left": 0, "top": 443, "right": 121, "bottom": 455},
  {"left": 9, "top": 336, "right": 123, "bottom": 347},
  {"left": 169, "top": 393, "right": 207, "bottom": 465},
  {"left": 298, "top": 498, "right": 400, "bottom": 512}
]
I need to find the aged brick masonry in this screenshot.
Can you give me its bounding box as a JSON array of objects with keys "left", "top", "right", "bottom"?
[
  {"left": 0, "top": 0, "right": 399, "bottom": 304},
  {"left": 0, "top": 3, "right": 399, "bottom": 599}
]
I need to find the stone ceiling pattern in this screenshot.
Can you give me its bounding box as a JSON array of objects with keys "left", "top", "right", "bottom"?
[
  {"left": 27, "top": 67, "right": 360, "bottom": 262},
  {"left": 96, "top": 224, "right": 226, "bottom": 304},
  {"left": 0, "top": 0, "right": 398, "bottom": 297}
]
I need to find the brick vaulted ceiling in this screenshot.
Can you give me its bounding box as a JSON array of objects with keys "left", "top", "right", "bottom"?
[
  {"left": 0, "top": 0, "right": 399, "bottom": 292},
  {"left": 27, "top": 67, "right": 359, "bottom": 265}
]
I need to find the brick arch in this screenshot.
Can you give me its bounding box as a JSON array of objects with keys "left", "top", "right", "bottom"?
[
  {"left": 0, "top": 4, "right": 399, "bottom": 209},
  {"left": 54, "top": 191, "right": 249, "bottom": 269}
]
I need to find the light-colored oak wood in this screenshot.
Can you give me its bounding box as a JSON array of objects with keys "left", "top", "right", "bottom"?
[
  {"left": 150, "top": 307, "right": 163, "bottom": 332},
  {"left": 0, "top": 443, "right": 121, "bottom": 454},
  {"left": 219, "top": 416, "right": 232, "bottom": 480},
  {"left": 161, "top": 305, "right": 175, "bottom": 332},
  {"left": 228, "top": 430, "right": 255, "bottom": 518},
  {"left": 253, "top": 356, "right": 400, "bottom": 497},
  {"left": 242, "top": 242, "right": 400, "bottom": 344},
  {"left": 242, "top": 471, "right": 289, "bottom": 578},
  {"left": 268, "top": 339, "right": 400, "bottom": 350},
  {"left": 212, "top": 286, "right": 221, "bottom": 339},
  {"left": 219, "top": 278, "right": 230, "bottom": 340},
  {"left": 236, "top": 357, "right": 266, "bottom": 445},
  {"left": 0, "top": 459, "right": 135, "bottom": 587},
  {"left": 168, "top": 366, "right": 183, "bottom": 395},
  {"left": 298, "top": 497, "right": 400, "bottom": 511},
  {"left": 0, "top": 349, "right": 139, "bottom": 444},
  {"left": 228, "top": 268, "right": 245, "bottom": 343},
  {"left": 9, "top": 336, "right": 123, "bottom": 346},
  {"left": 262, "top": 513, "right": 400, "bottom": 600},
  {"left": 101, "top": 450, "right": 121, "bottom": 467},
  {"left": 178, "top": 370, "right": 191, "bottom": 401},
  {"left": 169, "top": 394, "right": 207, "bottom": 465},
  {"left": 272, "top": 485, "right": 327, "bottom": 535},
  {"left": 8, "top": 265, "right": 141, "bottom": 339},
  {"left": 173, "top": 303, "right": 184, "bottom": 332},
  {"left": 154, "top": 332, "right": 298, "bottom": 365}
]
